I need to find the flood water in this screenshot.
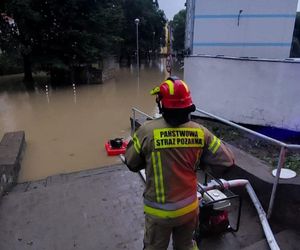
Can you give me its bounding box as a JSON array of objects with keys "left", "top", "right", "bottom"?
[{"left": 0, "top": 59, "right": 183, "bottom": 182}]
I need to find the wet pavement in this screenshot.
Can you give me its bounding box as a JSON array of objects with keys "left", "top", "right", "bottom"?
[
  {"left": 0, "top": 164, "right": 299, "bottom": 250},
  {"left": 0, "top": 165, "right": 144, "bottom": 250}
]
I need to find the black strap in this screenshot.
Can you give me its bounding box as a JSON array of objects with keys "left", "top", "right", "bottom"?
[{"left": 166, "top": 75, "right": 180, "bottom": 82}]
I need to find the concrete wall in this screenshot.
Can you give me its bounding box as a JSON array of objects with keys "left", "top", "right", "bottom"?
[
  {"left": 186, "top": 0, "right": 298, "bottom": 58},
  {"left": 101, "top": 56, "right": 119, "bottom": 82},
  {"left": 0, "top": 131, "right": 25, "bottom": 198},
  {"left": 184, "top": 55, "right": 300, "bottom": 132}
]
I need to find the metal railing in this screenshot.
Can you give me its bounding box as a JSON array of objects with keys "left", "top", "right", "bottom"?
[
  {"left": 131, "top": 107, "right": 300, "bottom": 219},
  {"left": 195, "top": 108, "right": 300, "bottom": 219},
  {"left": 131, "top": 108, "right": 153, "bottom": 134}
]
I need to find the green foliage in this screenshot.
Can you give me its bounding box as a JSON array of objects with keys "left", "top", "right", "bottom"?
[
  {"left": 0, "top": 12, "right": 19, "bottom": 53},
  {"left": 0, "top": 0, "right": 167, "bottom": 77},
  {"left": 285, "top": 154, "right": 300, "bottom": 172},
  {"left": 0, "top": 52, "right": 23, "bottom": 75},
  {"left": 291, "top": 12, "right": 300, "bottom": 57},
  {"left": 172, "top": 9, "right": 186, "bottom": 53},
  {"left": 120, "top": 0, "right": 166, "bottom": 60},
  {"left": 2, "top": 0, "right": 125, "bottom": 69},
  {"left": 0, "top": 10, "right": 23, "bottom": 75}
]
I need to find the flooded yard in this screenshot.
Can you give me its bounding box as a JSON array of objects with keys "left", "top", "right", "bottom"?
[{"left": 0, "top": 59, "right": 182, "bottom": 182}]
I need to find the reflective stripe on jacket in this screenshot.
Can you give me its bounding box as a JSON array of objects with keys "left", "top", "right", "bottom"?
[{"left": 125, "top": 117, "right": 234, "bottom": 219}]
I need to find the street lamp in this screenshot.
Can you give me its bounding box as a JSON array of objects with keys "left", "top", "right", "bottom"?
[
  {"left": 152, "top": 31, "right": 155, "bottom": 57},
  {"left": 134, "top": 18, "right": 140, "bottom": 69}
]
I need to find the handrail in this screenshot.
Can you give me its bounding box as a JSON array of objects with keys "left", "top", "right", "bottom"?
[
  {"left": 131, "top": 107, "right": 300, "bottom": 219},
  {"left": 199, "top": 179, "right": 280, "bottom": 250},
  {"left": 131, "top": 107, "right": 153, "bottom": 134},
  {"left": 196, "top": 108, "right": 300, "bottom": 150},
  {"left": 195, "top": 108, "right": 300, "bottom": 219}
]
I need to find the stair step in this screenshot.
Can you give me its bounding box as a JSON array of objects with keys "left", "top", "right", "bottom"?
[{"left": 242, "top": 230, "right": 300, "bottom": 250}]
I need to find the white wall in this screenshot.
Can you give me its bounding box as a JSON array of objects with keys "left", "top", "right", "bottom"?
[
  {"left": 184, "top": 56, "right": 300, "bottom": 132},
  {"left": 188, "top": 0, "right": 298, "bottom": 58}
]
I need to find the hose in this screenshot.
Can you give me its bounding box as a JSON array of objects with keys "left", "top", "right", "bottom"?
[
  {"left": 120, "top": 155, "right": 279, "bottom": 250},
  {"left": 245, "top": 183, "right": 280, "bottom": 250}
]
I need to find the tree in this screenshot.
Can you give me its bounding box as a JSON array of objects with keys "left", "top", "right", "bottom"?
[
  {"left": 120, "top": 0, "right": 166, "bottom": 64},
  {"left": 1, "top": 0, "right": 167, "bottom": 86},
  {"left": 291, "top": 12, "right": 300, "bottom": 58},
  {"left": 1, "top": 0, "right": 124, "bottom": 86},
  {"left": 0, "top": 11, "right": 22, "bottom": 76},
  {"left": 172, "top": 9, "right": 186, "bottom": 54}
]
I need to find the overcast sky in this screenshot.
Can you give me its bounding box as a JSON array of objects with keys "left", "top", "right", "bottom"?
[
  {"left": 158, "top": 0, "right": 186, "bottom": 20},
  {"left": 158, "top": 0, "right": 300, "bottom": 21}
]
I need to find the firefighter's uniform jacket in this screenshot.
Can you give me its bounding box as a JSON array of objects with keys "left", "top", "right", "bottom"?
[{"left": 125, "top": 117, "right": 234, "bottom": 219}]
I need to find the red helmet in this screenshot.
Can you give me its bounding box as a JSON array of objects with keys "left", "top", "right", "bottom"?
[{"left": 150, "top": 76, "right": 193, "bottom": 109}]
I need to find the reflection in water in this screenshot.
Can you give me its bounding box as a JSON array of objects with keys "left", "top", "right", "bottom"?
[
  {"left": 72, "top": 83, "right": 77, "bottom": 104},
  {"left": 45, "top": 85, "right": 50, "bottom": 103},
  {"left": 0, "top": 59, "right": 183, "bottom": 182}
]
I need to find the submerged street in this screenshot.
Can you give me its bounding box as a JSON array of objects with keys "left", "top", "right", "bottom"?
[{"left": 0, "top": 59, "right": 182, "bottom": 182}]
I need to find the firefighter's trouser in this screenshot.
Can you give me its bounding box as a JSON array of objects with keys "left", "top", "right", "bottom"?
[{"left": 143, "top": 209, "right": 199, "bottom": 250}]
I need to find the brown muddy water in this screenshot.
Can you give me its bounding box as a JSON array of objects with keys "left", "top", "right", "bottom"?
[{"left": 0, "top": 59, "right": 183, "bottom": 182}]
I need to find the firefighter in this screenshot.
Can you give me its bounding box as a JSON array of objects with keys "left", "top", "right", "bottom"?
[{"left": 124, "top": 76, "right": 235, "bottom": 250}]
